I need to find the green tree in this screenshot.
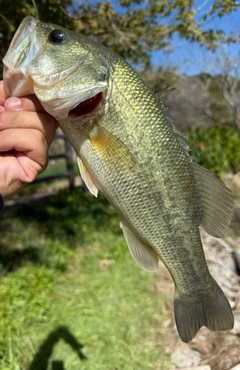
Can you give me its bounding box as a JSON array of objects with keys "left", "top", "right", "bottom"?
[{"left": 0, "top": 0, "right": 239, "bottom": 71}]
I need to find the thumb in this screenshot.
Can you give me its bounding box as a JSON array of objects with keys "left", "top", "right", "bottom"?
[{"left": 4, "top": 96, "right": 45, "bottom": 112}]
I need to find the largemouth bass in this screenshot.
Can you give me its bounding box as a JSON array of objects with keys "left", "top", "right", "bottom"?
[{"left": 3, "top": 16, "right": 234, "bottom": 342}]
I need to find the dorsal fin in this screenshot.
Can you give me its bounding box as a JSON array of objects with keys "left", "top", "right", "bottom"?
[
  {"left": 155, "top": 87, "right": 175, "bottom": 105},
  {"left": 192, "top": 162, "right": 233, "bottom": 237},
  {"left": 156, "top": 88, "right": 233, "bottom": 238}
]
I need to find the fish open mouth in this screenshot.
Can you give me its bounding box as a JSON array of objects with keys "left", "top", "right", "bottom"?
[{"left": 69, "top": 92, "right": 103, "bottom": 118}]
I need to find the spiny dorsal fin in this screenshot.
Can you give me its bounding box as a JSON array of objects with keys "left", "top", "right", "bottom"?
[
  {"left": 120, "top": 222, "right": 159, "bottom": 272},
  {"left": 155, "top": 87, "right": 175, "bottom": 105},
  {"left": 192, "top": 162, "right": 233, "bottom": 237}
]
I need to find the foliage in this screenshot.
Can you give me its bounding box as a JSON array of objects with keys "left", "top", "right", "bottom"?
[
  {"left": 0, "top": 187, "right": 170, "bottom": 369},
  {"left": 186, "top": 125, "right": 240, "bottom": 175},
  {"left": 0, "top": 0, "right": 239, "bottom": 74},
  {"left": 192, "top": 72, "right": 240, "bottom": 127}
]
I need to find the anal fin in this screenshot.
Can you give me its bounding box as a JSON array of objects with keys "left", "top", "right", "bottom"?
[
  {"left": 120, "top": 221, "right": 159, "bottom": 272},
  {"left": 77, "top": 156, "right": 98, "bottom": 197}
]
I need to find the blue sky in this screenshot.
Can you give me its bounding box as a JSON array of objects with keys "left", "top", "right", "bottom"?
[
  {"left": 73, "top": 1, "right": 240, "bottom": 76},
  {"left": 152, "top": 6, "right": 240, "bottom": 75}
]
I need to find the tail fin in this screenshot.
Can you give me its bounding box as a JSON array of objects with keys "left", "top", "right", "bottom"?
[{"left": 174, "top": 280, "right": 234, "bottom": 343}]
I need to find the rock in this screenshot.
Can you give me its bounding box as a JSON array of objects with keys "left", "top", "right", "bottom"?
[
  {"left": 233, "top": 250, "right": 240, "bottom": 275},
  {"left": 158, "top": 198, "right": 240, "bottom": 370},
  {"left": 229, "top": 365, "right": 240, "bottom": 370},
  {"left": 201, "top": 232, "right": 240, "bottom": 301},
  {"left": 167, "top": 230, "right": 240, "bottom": 370},
  {"left": 174, "top": 367, "right": 211, "bottom": 370},
  {"left": 171, "top": 345, "right": 202, "bottom": 368},
  {"left": 231, "top": 314, "right": 240, "bottom": 335}
]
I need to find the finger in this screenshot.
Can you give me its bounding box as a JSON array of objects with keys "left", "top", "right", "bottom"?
[
  {"left": 4, "top": 95, "right": 45, "bottom": 112},
  {"left": 0, "top": 81, "right": 6, "bottom": 106},
  {"left": 0, "top": 128, "right": 48, "bottom": 169},
  {"left": 0, "top": 110, "right": 58, "bottom": 146}
]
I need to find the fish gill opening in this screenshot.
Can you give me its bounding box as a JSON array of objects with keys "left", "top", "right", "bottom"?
[{"left": 69, "top": 92, "right": 102, "bottom": 117}]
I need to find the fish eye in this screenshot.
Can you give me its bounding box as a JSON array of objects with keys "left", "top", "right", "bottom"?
[{"left": 48, "top": 29, "right": 66, "bottom": 44}]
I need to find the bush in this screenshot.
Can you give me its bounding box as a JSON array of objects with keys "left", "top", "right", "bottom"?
[{"left": 185, "top": 126, "right": 240, "bottom": 175}]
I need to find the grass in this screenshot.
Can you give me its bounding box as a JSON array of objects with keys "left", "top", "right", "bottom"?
[
  {"left": 37, "top": 158, "right": 79, "bottom": 180},
  {"left": 0, "top": 187, "right": 170, "bottom": 370}
]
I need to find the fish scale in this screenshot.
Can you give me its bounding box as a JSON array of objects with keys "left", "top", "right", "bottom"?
[
  {"left": 3, "top": 16, "right": 234, "bottom": 343},
  {"left": 80, "top": 61, "right": 209, "bottom": 289}
]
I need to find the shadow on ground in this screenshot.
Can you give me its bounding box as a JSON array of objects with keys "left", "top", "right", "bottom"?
[{"left": 28, "top": 326, "right": 87, "bottom": 370}]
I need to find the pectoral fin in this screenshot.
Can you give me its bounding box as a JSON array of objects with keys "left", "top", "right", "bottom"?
[
  {"left": 120, "top": 222, "right": 159, "bottom": 272},
  {"left": 89, "top": 126, "right": 137, "bottom": 171},
  {"left": 193, "top": 162, "right": 233, "bottom": 237},
  {"left": 77, "top": 156, "right": 98, "bottom": 197}
]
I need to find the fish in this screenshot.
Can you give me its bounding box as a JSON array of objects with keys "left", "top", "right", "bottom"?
[{"left": 3, "top": 16, "right": 234, "bottom": 343}]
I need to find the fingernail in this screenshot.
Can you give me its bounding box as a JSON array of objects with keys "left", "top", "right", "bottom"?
[{"left": 5, "top": 97, "right": 22, "bottom": 111}]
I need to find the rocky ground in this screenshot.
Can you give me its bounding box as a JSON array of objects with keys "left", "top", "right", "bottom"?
[{"left": 157, "top": 232, "right": 240, "bottom": 370}]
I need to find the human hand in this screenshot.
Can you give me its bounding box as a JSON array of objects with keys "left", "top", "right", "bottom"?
[{"left": 0, "top": 81, "right": 58, "bottom": 199}]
